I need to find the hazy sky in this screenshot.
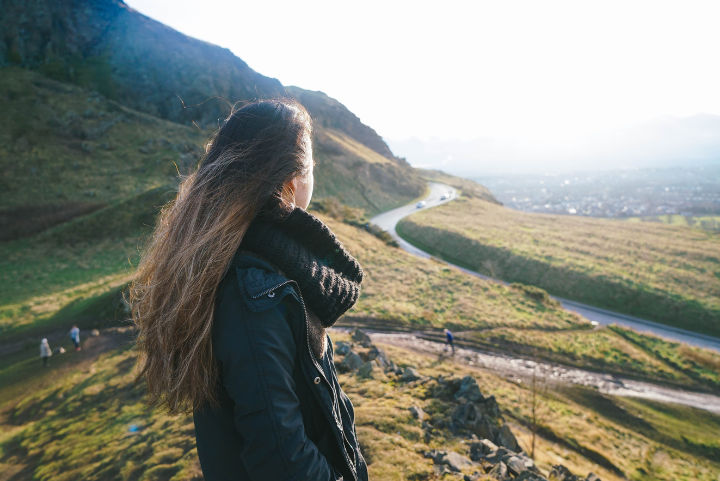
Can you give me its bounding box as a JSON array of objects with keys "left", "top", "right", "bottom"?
[{"left": 125, "top": 0, "right": 720, "bottom": 171}]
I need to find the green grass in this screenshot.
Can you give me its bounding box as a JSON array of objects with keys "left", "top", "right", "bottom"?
[
  {"left": 397, "top": 196, "right": 720, "bottom": 338},
  {"left": 610, "top": 325, "right": 720, "bottom": 389}
]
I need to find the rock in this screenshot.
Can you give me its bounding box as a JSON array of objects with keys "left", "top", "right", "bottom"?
[
  {"left": 477, "top": 415, "right": 500, "bottom": 442},
  {"left": 442, "top": 451, "right": 476, "bottom": 473},
  {"left": 139, "top": 146, "right": 151, "bottom": 154},
  {"left": 488, "top": 461, "right": 509, "bottom": 480},
  {"left": 483, "top": 395, "right": 501, "bottom": 417},
  {"left": 409, "top": 405, "right": 426, "bottom": 421},
  {"left": 516, "top": 472, "right": 549, "bottom": 481},
  {"left": 433, "top": 464, "right": 452, "bottom": 476},
  {"left": 341, "top": 351, "right": 364, "bottom": 372},
  {"left": 452, "top": 402, "right": 498, "bottom": 439},
  {"left": 368, "top": 346, "right": 391, "bottom": 369},
  {"left": 91, "top": 329, "right": 100, "bottom": 337},
  {"left": 585, "top": 474, "right": 601, "bottom": 481},
  {"left": 401, "top": 366, "right": 421, "bottom": 382},
  {"left": 351, "top": 328, "right": 372, "bottom": 345},
  {"left": 495, "top": 424, "right": 521, "bottom": 453},
  {"left": 334, "top": 341, "right": 351, "bottom": 356},
  {"left": 484, "top": 447, "right": 509, "bottom": 465},
  {"left": 80, "top": 141, "right": 94, "bottom": 153},
  {"left": 455, "top": 376, "right": 484, "bottom": 402},
  {"left": 464, "top": 472, "right": 485, "bottom": 481},
  {"left": 469, "top": 439, "right": 498, "bottom": 461},
  {"left": 548, "top": 465, "right": 580, "bottom": 481},
  {"left": 357, "top": 360, "right": 384, "bottom": 379},
  {"left": 506, "top": 456, "right": 528, "bottom": 475}
]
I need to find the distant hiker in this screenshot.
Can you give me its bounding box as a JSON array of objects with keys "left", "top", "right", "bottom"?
[
  {"left": 444, "top": 328, "right": 455, "bottom": 354},
  {"left": 130, "top": 100, "right": 368, "bottom": 481},
  {"left": 70, "top": 325, "right": 81, "bottom": 351},
  {"left": 40, "top": 338, "right": 52, "bottom": 367}
]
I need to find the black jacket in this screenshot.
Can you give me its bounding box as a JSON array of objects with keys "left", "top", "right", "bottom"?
[{"left": 193, "top": 254, "right": 369, "bottom": 481}]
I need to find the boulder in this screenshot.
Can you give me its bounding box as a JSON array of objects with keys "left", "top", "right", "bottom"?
[
  {"left": 425, "top": 450, "right": 476, "bottom": 473},
  {"left": 483, "top": 395, "right": 501, "bottom": 417},
  {"left": 401, "top": 366, "right": 421, "bottom": 382},
  {"left": 464, "top": 472, "right": 485, "bottom": 481},
  {"left": 495, "top": 424, "right": 521, "bottom": 453},
  {"left": 334, "top": 341, "right": 351, "bottom": 356},
  {"left": 548, "top": 465, "right": 580, "bottom": 481},
  {"left": 443, "top": 451, "right": 476, "bottom": 472},
  {"left": 488, "top": 461, "right": 509, "bottom": 480},
  {"left": 506, "top": 456, "right": 528, "bottom": 476},
  {"left": 357, "top": 360, "right": 381, "bottom": 379},
  {"left": 454, "top": 376, "right": 484, "bottom": 402},
  {"left": 477, "top": 415, "right": 500, "bottom": 442},
  {"left": 409, "top": 405, "right": 426, "bottom": 421},
  {"left": 351, "top": 328, "right": 372, "bottom": 345},
  {"left": 516, "top": 472, "right": 549, "bottom": 481},
  {"left": 484, "top": 447, "right": 509, "bottom": 465},
  {"left": 368, "top": 346, "right": 392, "bottom": 369},
  {"left": 469, "top": 439, "right": 498, "bottom": 461},
  {"left": 433, "top": 464, "right": 452, "bottom": 477},
  {"left": 585, "top": 474, "right": 601, "bottom": 481},
  {"left": 341, "top": 351, "right": 364, "bottom": 372}
]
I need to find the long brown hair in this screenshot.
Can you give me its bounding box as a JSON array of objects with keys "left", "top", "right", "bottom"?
[{"left": 130, "top": 99, "right": 313, "bottom": 414}]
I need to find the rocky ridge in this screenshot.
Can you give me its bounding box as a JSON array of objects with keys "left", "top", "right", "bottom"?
[{"left": 336, "top": 329, "right": 603, "bottom": 481}]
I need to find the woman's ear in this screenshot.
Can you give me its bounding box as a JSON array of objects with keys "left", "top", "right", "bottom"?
[{"left": 281, "top": 178, "right": 297, "bottom": 207}]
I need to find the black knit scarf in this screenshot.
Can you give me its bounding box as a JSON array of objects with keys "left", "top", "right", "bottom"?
[{"left": 239, "top": 208, "right": 364, "bottom": 327}]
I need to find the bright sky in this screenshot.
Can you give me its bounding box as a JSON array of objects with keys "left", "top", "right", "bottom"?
[{"left": 125, "top": 0, "right": 720, "bottom": 151}]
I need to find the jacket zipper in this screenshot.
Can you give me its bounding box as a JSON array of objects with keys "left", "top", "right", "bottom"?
[
  {"left": 290, "top": 280, "right": 358, "bottom": 480},
  {"left": 253, "top": 277, "right": 359, "bottom": 480},
  {"left": 251, "top": 280, "right": 291, "bottom": 299}
]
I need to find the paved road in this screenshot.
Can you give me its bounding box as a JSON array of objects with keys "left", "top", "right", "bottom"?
[{"left": 370, "top": 182, "right": 720, "bottom": 353}]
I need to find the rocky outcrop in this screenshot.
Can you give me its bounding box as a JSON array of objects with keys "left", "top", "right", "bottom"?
[{"left": 333, "top": 330, "right": 602, "bottom": 481}]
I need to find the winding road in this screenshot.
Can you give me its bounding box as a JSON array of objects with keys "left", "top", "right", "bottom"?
[
  {"left": 371, "top": 182, "right": 720, "bottom": 353},
  {"left": 368, "top": 182, "right": 720, "bottom": 413}
]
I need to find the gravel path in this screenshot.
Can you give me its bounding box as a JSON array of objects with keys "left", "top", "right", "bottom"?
[{"left": 368, "top": 331, "right": 720, "bottom": 414}]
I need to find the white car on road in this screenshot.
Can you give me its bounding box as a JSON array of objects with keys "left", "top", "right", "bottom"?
[{"left": 416, "top": 201, "right": 426, "bottom": 208}]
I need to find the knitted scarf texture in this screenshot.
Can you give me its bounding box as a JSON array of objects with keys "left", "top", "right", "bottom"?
[{"left": 240, "top": 208, "right": 364, "bottom": 327}]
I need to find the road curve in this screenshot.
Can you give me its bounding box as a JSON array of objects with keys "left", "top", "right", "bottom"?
[{"left": 370, "top": 182, "right": 720, "bottom": 353}]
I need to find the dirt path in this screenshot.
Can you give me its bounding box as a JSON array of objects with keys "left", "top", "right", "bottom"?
[{"left": 367, "top": 330, "right": 720, "bottom": 414}]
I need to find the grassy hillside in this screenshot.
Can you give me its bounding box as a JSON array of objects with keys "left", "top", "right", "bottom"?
[
  {"left": 397, "top": 197, "right": 720, "bottom": 338},
  {"left": 1, "top": 329, "right": 719, "bottom": 480}
]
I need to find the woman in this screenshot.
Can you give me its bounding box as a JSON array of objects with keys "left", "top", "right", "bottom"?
[{"left": 130, "top": 99, "right": 368, "bottom": 481}]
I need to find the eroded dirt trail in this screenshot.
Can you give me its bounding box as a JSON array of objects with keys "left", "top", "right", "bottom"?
[{"left": 366, "top": 331, "right": 720, "bottom": 414}]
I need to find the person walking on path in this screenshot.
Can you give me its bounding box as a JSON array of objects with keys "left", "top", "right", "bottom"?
[
  {"left": 70, "top": 325, "right": 81, "bottom": 351},
  {"left": 130, "top": 99, "right": 368, "bottom": 481},
  {"left": 444, "top": 329, "right": 455, "bottom": 355},
  {"left": 40, "top": 338, "right": 52, "bottom": 367}
]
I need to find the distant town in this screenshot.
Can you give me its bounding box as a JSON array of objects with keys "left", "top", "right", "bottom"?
[{"left": 477, "top": 166, "right": 720, "bottom": 223}]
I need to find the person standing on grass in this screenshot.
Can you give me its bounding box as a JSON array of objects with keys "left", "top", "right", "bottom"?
[
  {"left": 40, "top": 338, "right": 52, "bottom": 367},
  {"left": 130, "top": 99, "right": 368, "bottom": 481},
  {"left": 70, "top": 325, "right": 81, "bottom": 351},
  {"left": 444, "top": 328, "right": 455, "bottom": 354}
]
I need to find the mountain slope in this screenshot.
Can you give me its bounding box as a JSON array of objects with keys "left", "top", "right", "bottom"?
[{"left": 0, "top": 0, "right": 425, "bottom": 213}]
